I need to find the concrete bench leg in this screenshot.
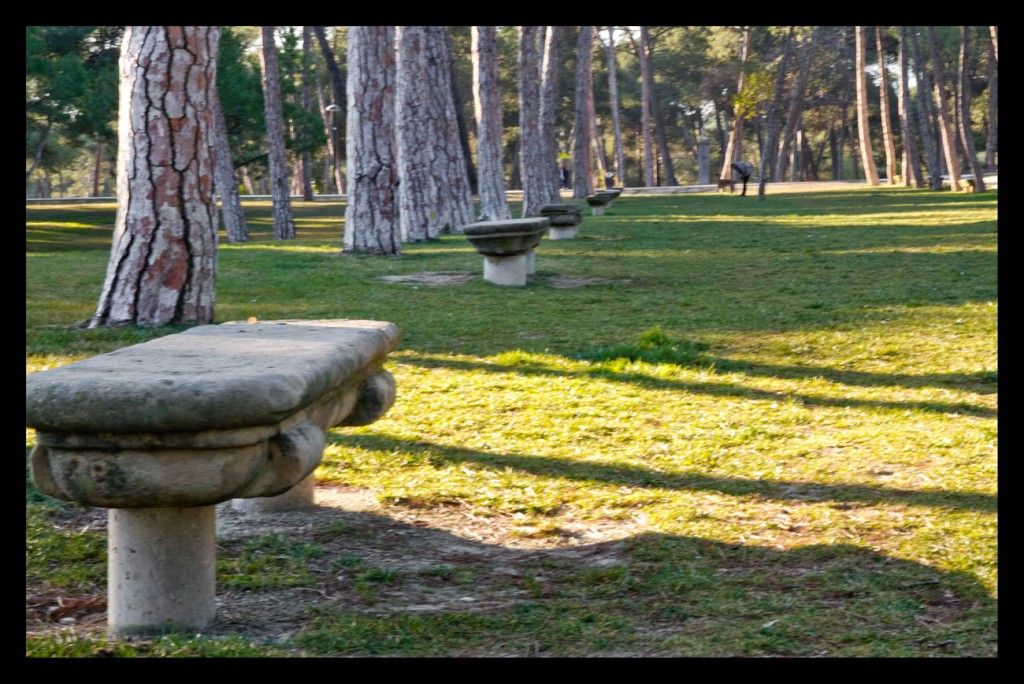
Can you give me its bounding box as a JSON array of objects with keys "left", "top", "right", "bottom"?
[
  {"left": 483, "top": 254, "right": 529, "bottom": 286},
  {"left": 108, "top": 506, "right": 216, "bottom": 635}
]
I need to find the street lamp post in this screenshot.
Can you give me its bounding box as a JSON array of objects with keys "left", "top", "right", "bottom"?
[{"left": 325, "top": 103, "right": 341, "bottom": 195}]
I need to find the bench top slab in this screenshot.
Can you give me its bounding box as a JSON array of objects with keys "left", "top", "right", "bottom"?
[
  {"left": 26, "top": 319, "right": 399, "bottom": 435},
  {"left": 463, "top": 217, "right": 550, "bottom": 236}
]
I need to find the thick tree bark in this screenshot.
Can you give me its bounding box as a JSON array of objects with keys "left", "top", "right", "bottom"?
[
  {"left": 259, "top": 26, "right": 296, "bottom": 238},
  {"left": 211, "top": 88, "right": 249, "bottom": 242},
  {"left": 395, "top": 26, "right": 474, "bottom": 241},
  {"left": 605, "top": 27, "right": 626, "bottom": 186},
  {"left": 444, "top": 31, "right": 478, "bottom": 198},
  {"left": 896, "top": 27, "right": 924, "bottom": 187},
  {"left": 926, "top": 26, "right": 962, "bottom": 191},
  {"left": 518, "top": 26, "right": 546, "bottom": 215},
  {"left": 344, "top": 26, "right": 400, "bottom": 255},
  {"left": 910, "top": 27, "right": 942, "bottom": 189},
  {"left": 298, "top": 27, "right": 315, "bottom": 200},
  {"left": 90, "top": 26, "right": 220, "bottom": 328},
  {"left": 956, "top": 27, "right": 986, "bottom": 192},
  {"left": 471, "top": 26, "right": 510, "bottom": 221},
  {"left": 875, "top": 27, "right": 899, "bottom": 184},
  {"left": 572, "top": 26, "right": 595, "bottom": 199},
  {"left": 539, "top": 26, "right": 562, "bottom": 204},
  {"left": 720, "top": 26, "right": 751, "bottom": 182},
  {"left": 854, "top": 26, "right": 880, "bottom": 185},
  {"left": 312, "top": 26, "right": 347, "bottom": 194}
]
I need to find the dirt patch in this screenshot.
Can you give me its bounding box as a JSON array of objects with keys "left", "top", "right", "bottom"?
[
  {"left": 376, "top": 272, "right": 476, "bottom": 286},
  {"left": 543, "top": 275, "right": 633, "bottom": 289},
  {"left": 27, "top": 484, "right": 642, "bottom": 646}
]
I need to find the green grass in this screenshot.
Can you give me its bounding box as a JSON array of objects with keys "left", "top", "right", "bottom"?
[{"left": 26, "top": 186, "right": 997, "bottom": 657}]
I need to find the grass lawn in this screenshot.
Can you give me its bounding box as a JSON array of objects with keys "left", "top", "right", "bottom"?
[{"left": 26, "top": 185, "right": 997, "bottom": 657}]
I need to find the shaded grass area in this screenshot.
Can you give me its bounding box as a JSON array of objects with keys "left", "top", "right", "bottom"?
[{"left": 26, "top": 186, "right": 997, "bottom": 657}]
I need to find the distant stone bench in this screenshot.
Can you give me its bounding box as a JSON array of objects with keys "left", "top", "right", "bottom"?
[
  {"left": 539, "top": 203, "right": 584, "bottom": 240},
  {"left": 26, "top": 319, "right": 400, "bottom": 636},
  {"left": 586, "top": 192, "right": 615, "bottom": 215},
  {"left": 463, "top": 217, "right": 550, "bottom": 286}
]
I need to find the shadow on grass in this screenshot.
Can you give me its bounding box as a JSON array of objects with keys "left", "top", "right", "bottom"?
[
  {"left": 229, "top": 501, "right": 994, "bottom": 657},
  {"left": 330, "top": 434, "right": 997, "bottom": 513},
  {"left": 399, "top": 354, "right": 997, "bottom": 419}
]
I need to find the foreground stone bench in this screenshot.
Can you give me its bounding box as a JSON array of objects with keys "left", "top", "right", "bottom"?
[
  {"left": 539, "top": 203, "right": 584, "bottom": 240},
  {"left": 463, "top": 217, "right": 549, "bottom": 286},
  {"left": 26, "top": 319, "right": 399, "bottom": 636}
]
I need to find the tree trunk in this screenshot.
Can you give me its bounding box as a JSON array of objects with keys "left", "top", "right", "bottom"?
[
  {"left": 90, "top": 26, "right": 220, "bottom": 329},
  {"left": 211, "top": 88, "right": 249, "bottom": 242},
  {"left": 539, "top": 26, "right": 563, "bottom": 204},
  {"left": 896, "top": 27, "right": 924, "bottom": 187},
  {"left": 395, "top": 26, "right": 474, "bottom": 242},
  {"left": 875, "top": 27, "right": 899, "bottom": 184},
  {"left": 720, "top": 26, "right": 751, "bottom": 181},
  {"left": 855, "top": 26, "right": 880, "bottom": 185},
  {"left": 445, "top": 30, "right": 478, "bottom": 197},
  {"left": 646, "top": 32, "right": 677, "bottom": 186},
  {"left": 572, "top": 26, "right": 595, "bottom": 199},
  {"left": 259, "top": 26, "right": 296, "bottom": 238},
  {"left": 636, "top": 27, "right": 656, "bottom": 186},
  {"left": 298, "top": 27, "right": 315, "bottom": 200},
  {"left": 518, "top": 26, "right": 546, "bottom": 215},
  {"left": 605, "top": 27, "right": 626, "bottom": 186},
  {"left": 956, "top": 27, "right": 986, "bottom": 192},
  {"left": 312, "top": 26, "right": 347, "bottom": 194},
  {"left": 985, "top": 27, "right": 997, "bottom": 171},
  {"left": 345, "top": 26, "right": 400, "bottom": 255},
  {"left": 472, "top": 26, "right": 510, "bottom": 221},
  {"left": 775, "top": 33, "right": 813, "bottom": 182},
  {"left": 909, "top": 27, "right": 942, "bottom": 189},
  {"left": 26, "top": 117, "right": 51, "bottom": 183},
  {"left": 758, "top": 27, "right": 795, "bottom": 199},
  {"left": 926, "top": 26, "right": 962, "bottom": 191}
]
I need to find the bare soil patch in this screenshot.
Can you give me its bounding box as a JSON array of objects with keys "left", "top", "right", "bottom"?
[{"left": 27, "top": 484, "right": 642, "bottom": 647}]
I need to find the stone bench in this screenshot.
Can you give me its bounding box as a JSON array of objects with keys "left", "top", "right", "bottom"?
[
  {"left": 26, "top": 319, "right": 399, "bottom": 636},
  {"left": 539, "top": 203, "right": 584, "bottom": 240},
  {"left": 586, "top": 192, "right": 615, "bottom": 215},
  {"left": 463, "top": 217, "right": 550, "bottom": 286}
]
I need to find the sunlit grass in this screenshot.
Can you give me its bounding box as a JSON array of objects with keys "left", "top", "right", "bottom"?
[{"left": 26, "top": 187, "right": 997, "bottom": 657}]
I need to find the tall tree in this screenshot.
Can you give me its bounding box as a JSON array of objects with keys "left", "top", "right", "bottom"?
[
  {"left": 854, "top": 26, "right": 880, "bottom": 185},
  {"left": 518, "top": 26, "right": 545, "bottom": 216},
  {"left": 443, "top": 31, "right": 479, "bottom": 198},
  {"left": 896, "top": 27, "right": 924, "bottom": 187},
  {"left": 875, "top": 27, "right": 899, "bottom": 183},
  {"left": 297, "top": 27, "right": 316, "bottom": 200},
  {"left": 395, "top": 26, "right": 474, "bottom": 242},
  {"left": 259, "top": 26, "right": 296, "bottom": 238},
  {"left": 604, "top": 26, "right": 626, "bottom": 187},
  {"left": 572, "top": 26, "right": 595, "bottom": 198},
  {"left": 720, "top": 26, "right": 751, "bottom": 183},
  {"left": 90, "top": 26, "right": 220, "bottom": 328},
  {"left": 211, "top": 86, "right": 249, "bottom": 242},
  {"left": 775, "top": 31, "right": 814, "bottom": 182},
  {"left": 643, "top": 28, "right": 677, "bottom": 186},
  {"left": 956, "top": 26, "right": 985, "bottom": 192},
  {"left": 312, "top": 26, "right": 347, "bottom": 195},
  {"left": 344, "top": 26, "right": 400, "bottom": 255},
  {"left": 909, "top": 27, "right": 942, "bottom": 189},
  {"left": 926, "top": 26, "right": 962, "bottom": 191},
  {"left": 471, "top": 26, "right": 510, "bottom": 221},
  {"left": 539, "top": 26, "right": 563, "bottom": 204},
  {"left": 757, "top": 27, "right": 795, "bottom": 199},
  {"left": 634, "top": 26, "right": 656, "bottom": 186},
  {"left": 984, "top": 27, "right": 997, "bottom": 171}
]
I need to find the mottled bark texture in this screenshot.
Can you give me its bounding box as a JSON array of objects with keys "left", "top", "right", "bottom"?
[
  {"left": 395, "top": 26, "right": 474, "bottom": 241},
  {"left": 259, "top": 26, "right": 296, "bottom": 238},
  {"left": 539, "top": 26, "right": 562, "bottom": 204},
  {"left": 896, "top": 27, "right": 923, "bottom": 187},
  {"left": 211, "top": 88, "right": 248, "bottom": 242},
  {"left": 90, "top": 26, "right": 220, "bottom": 329},
  {"left": 926, "top": 26, "right": 961, "bottom": 191},
  {"left": 572, "top": 26, "right": 594, "bottom": 199},
  {"left": 909, "top": 27, "right": 942, "bottom": 190},
  {"left": 518, "top": 26, "right": 545, "bottom": 216},
  {"left": 636, "top": 27, "right": 655, "bottom": 186},
  {"left": 345, "top": 26, "right": 401, "bottom": 255},
  {"left": 956, "top": 27, "right": 985, "bottom": 191},
  {"left": 875, "top": 27, "right": 899, "bottom": 184},
  {"left": 855, "top": 27, "right": 880, "bottom": 185},
  {"left": 472, "top": 26, "right": 510, "bottom": 221},
  {"left": 605, "top": 26, "right": 626, "bottom": 187}
]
